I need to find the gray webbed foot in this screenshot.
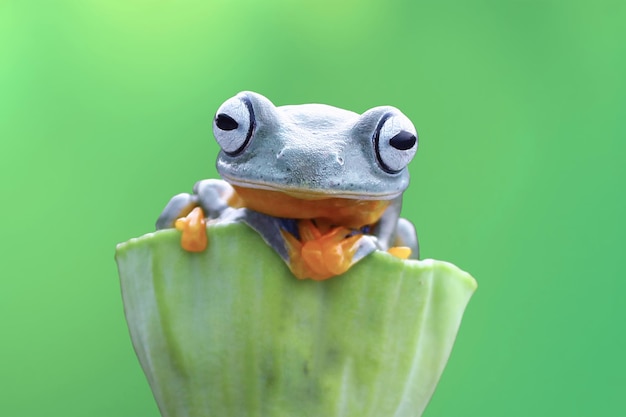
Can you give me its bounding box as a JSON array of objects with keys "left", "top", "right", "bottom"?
[
  {"left": 155, "top": 179, "right": 235, "bottom": 230},
  {"left": 156, "top": 193, "right": 199, "bottom": 230}
]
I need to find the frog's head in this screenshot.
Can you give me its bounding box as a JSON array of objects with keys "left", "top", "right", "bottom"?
[{"left": 212, "top": 91, "right": 418, "bottom": 203}]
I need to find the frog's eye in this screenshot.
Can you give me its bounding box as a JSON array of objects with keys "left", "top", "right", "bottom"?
[
  {"left": 213, "top": 95, "right": 255, "bottom": 156},
  {"left": 373, "top": 113, "right": 418, "bottom": 174}
]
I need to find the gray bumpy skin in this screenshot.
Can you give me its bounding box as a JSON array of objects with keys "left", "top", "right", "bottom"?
[{"left": 156, "top": 91, "right": 419, "bottom": 266}]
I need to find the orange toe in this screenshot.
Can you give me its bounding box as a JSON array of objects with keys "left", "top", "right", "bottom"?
[
  {"left": 175, "top": 206, "right": 207, "bottom": 252},
  {"left": 283, "top": 220, "right": 362, "bottom": 281},
  {"left": 387, "top": 246, "right": 411, "bottom": 259}
]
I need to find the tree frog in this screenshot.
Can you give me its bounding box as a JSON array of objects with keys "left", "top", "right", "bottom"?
[{"left": 156, "top": 91, "right": 419, "bottom": 281}]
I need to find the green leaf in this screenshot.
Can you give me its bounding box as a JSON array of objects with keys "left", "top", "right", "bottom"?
[{"left": 115, "top": 222, "right": 476, "bottom": 417}]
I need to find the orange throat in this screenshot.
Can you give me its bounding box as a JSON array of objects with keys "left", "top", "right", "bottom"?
[{"left": 229, "top": 185, "right": 390, "bottom": 229}]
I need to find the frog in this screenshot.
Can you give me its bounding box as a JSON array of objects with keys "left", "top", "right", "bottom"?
[{"left": 156, "top": 91, "right": 419, "bottom": 281}]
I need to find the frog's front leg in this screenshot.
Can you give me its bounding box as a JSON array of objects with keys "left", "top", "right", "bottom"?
[
  {"left": 373, "top": 196, "right": 419, "bottom": 260},
  {"left": 155, "top": 193, "right": 199, "bottom": 230},
  {"left": 156, "top": 179, "right": 235, "bottom": 252},
  {"left": 391, "top": 218, "right": 419, "bottom": 260},
  {"left": 377, "top": 218, "right": 419, "bottom": 260}
]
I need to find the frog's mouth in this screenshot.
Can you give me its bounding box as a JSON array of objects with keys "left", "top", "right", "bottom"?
[
  {"left": 227, "top": 183, "right": 391, "bottom": 229},
  {"left": 222, "top": 176, "right": 402, "bottom": 201}
]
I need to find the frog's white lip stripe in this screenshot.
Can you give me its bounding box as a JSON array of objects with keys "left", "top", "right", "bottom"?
[{"left": 222, "top": 175, "right": 402, "bottom": 201}]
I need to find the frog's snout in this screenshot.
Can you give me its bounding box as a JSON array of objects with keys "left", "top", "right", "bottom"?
[{"left": 276, "top": 147, "right": 344, "bottom": 183}]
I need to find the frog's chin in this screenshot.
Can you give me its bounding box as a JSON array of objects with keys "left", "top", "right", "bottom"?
[
  {"left": 228, "top": 184, "right": 391, "bottom": 228},
  {"left": 221, "top": 175, "right": 402, "bottom": 226}
]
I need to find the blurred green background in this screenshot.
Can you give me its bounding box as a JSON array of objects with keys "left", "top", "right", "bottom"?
[{"left": 2, "top": 0, "right": 625, "bottom": 416}]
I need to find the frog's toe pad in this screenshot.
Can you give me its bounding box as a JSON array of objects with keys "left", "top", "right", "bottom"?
[
  {"left": 175, "top": 207, "right": 208, "bottom": 252},
  {"left": 388, "top": 246, "right": 412, "bottom": 259}
]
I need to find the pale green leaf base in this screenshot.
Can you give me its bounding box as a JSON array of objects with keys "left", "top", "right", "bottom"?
[{"left": 115, "top": 222, "right": 476, "bottom": 417}]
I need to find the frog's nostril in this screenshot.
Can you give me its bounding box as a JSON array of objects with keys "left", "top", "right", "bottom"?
[{"left": 336, "top": 155, "right": 344, "bottom": 166}]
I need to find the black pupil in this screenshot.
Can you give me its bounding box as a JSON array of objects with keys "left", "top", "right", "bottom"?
[
  {"left": 215, "top": 113, "right": 239, "bottom": 131},
  {"left": 389, "top": 130, "right": 416, "bottom": 150}
]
